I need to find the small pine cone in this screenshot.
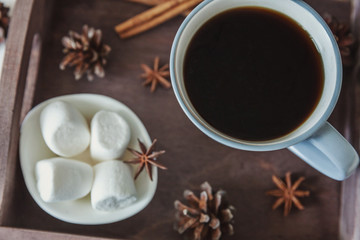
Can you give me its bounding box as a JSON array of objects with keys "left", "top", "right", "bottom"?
[
  {"left": 174, "top": 182, "right": 235, "bottom": 240},
  {"left": 59, "top": 25, "right": 111, "bottom": 81},
  {"left": 0, "top": 2, "right": 10, "bottom": 42},
  {"left": 323, "top": 13, "right": 357, "bottom": 66}
]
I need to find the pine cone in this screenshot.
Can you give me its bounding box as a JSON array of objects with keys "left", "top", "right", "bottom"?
[
  {"left": 323, "top": 13, "right": 357, "bottom": 66},
  {"left": 174, "top": 182, "right": 235, "bottom": 240},
  {"left": 0, "top": 2, "right": 10, "bottom": 43},
  {"left": 59, "top": 25, "right": 111, "bottom": 81}
]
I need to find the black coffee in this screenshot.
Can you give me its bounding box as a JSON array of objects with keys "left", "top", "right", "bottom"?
[{"left": 183, "top": 7, "right": 324, "bottom": 141}]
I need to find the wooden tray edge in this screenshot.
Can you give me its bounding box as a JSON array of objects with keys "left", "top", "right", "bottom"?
[{"left": 0, "top": 226, "right": 121, "bottom": 240}]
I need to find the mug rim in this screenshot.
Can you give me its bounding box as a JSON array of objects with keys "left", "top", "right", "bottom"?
[{"left": 170, "top": 0, "right": 342, "bottom": 151}]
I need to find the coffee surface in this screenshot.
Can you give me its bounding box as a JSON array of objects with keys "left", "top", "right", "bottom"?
[{"left": 184, "top": 7, "right": 324, "bottom": 141}]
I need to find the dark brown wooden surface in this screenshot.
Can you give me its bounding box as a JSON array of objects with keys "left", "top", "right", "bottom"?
[
  {"left": 0, "top": 0, "right": 48, "bottom": 228},
  {"left": 0, "top": 0, "right": 359, "bottom": 239},
  {"left": 339, "top": 0, "right": 360, "bottom": 238}
]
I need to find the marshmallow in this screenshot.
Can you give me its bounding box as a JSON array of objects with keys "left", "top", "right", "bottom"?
[
  {"left": 90, "top": 110, "right": 131, "bottom": 161},
  {"left": 40, "top": 101, "right": 90, "bottom": 157},
  {"left": 35, "top": 158, "right": 93, "bottom": 202},
  {"left": 91, "top": 160, "right": 136, "bottom": 211}
]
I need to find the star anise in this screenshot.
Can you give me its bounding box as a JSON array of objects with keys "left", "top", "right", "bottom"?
[
  {"left": 0, "top": 2, "right": 9, "bottom": 43},
  {"left": 323, "top": 13, "right": 357, "bottom": 66},
  {"left": 140, "top": 56, "right": 171, "bottom": 92},
  {"left": 124, "top": 139, "right": 167, "bottom": 181},
  {"left": 174, "top": 182, "right": 235, "bottom": 240},
  {"left": 60, "top": 25, "right": 111, "bottom": 81},
  {"left": 266, "top": 172, "right": 310, "bottom": 216}
]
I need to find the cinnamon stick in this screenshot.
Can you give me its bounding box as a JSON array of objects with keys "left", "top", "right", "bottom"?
[
  {"left": 115, "top": 0, "right": 186, "bottom": 34},
  {"left": 126, "top": 0, "right": 169, "bottom": 5},
  {"left": 125, "top": 0, "right": 192, "bottom": 16},
  {"left": 115, "top": 0, "right": 201, "bottom": 38}
]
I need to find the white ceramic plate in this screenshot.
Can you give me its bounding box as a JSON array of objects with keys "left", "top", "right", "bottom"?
[{"left": 19, "top": 94, "right": 157, "bottom": 225}]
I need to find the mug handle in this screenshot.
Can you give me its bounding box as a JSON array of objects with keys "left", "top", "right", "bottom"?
[{"left": 288, "top": 122, "right": 359, "bottom": 180}]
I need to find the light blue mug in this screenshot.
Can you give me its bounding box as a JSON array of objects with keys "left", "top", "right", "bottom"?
[{"left": 170, "top": 0, "right": 359, "bottom": 180}]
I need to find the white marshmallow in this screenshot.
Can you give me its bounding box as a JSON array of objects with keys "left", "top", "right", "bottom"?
[
  {"left": 40, "top": 101, "right": 90, "bottom": 157},
  {"left": 35, "top": 158, "right": 93, "bottom": 202},
  {"left": 91, "top": 160, "right": 136, "bottom": 211},
  {"left": 90, "top": 111, "right": 130, "bottom": 161}
]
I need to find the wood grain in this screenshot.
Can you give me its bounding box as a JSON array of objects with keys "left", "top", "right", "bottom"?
[
  {"left": 0, "top": 227, "right": 119, "bottom": 240},
  {"left": 339, "top": 0, "right": 360, "bottom": 239},
  {"left": 0, "top": 0, "right": 36, "bottom": 225},
  {"left": 0, "top": 0, "right": 358, "bottom": 239},
  {"left": 20, "top": 33, "right": 42, "bottom": 123}
]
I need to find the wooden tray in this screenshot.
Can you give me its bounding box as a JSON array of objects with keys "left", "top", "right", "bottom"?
[{"left": 0, "top": 0, "right": 359, "bottom": 239}]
